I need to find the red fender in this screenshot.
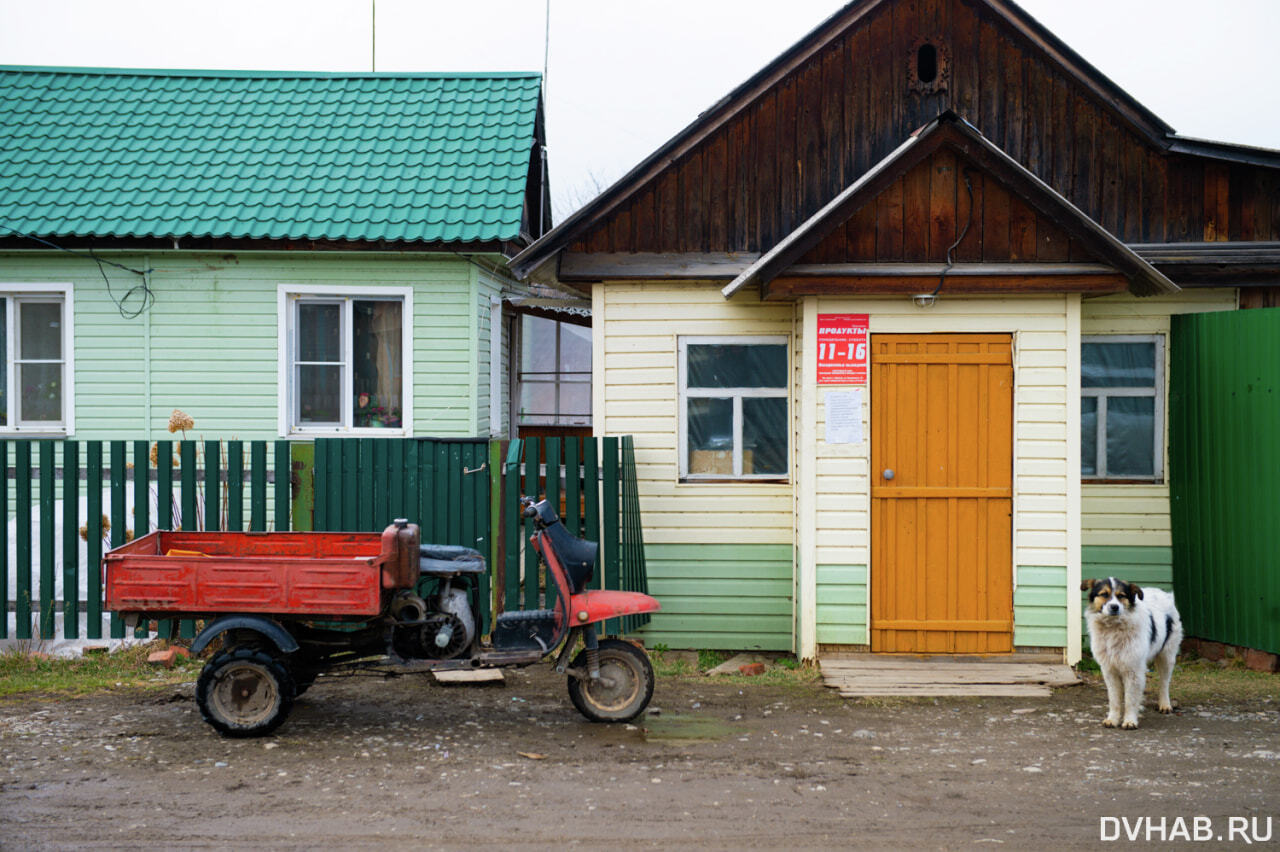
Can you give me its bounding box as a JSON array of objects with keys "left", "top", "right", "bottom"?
[{"left": 567, "top": 590, "right": 661, "bottom": 626}]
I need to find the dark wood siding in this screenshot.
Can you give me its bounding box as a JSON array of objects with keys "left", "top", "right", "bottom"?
[
  {"left": 798, "top": 146, "right": 1081, "bottom": 265},
  {"left": 568, "top": 0, "right": 1280, "bottom": 255}
]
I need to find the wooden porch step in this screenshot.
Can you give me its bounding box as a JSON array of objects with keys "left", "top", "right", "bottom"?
[{"left": 819, "top": 654, "right": 1079, "bottom": 698}]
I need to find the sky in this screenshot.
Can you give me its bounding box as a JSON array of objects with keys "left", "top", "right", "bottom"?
[{"left": 2, "top": 0, "right": 1277, "bottom": 221}]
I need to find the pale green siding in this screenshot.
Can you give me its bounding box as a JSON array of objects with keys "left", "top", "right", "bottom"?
[
  {"left": 816, "top": 564, "right": 866, "bottom": 645},
  {"left": 0, "top": 250, "right": 521, "bottom": 440},
  {"left": 1013, "top": 565, "right": 1068, "bottom": 647},
  {"left": 637, "top": 542, "right": 793, "bottom": 650}
]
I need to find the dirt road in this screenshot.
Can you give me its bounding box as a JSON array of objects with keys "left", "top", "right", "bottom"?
[{"left": 2, "top": 665, "right": 1276, "bottom": 850}]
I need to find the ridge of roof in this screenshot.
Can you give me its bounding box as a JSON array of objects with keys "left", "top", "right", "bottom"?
[{"left": 0, "top": 65, "right": 541, "bottom": 80}]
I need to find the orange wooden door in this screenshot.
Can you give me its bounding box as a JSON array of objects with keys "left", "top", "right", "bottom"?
[{"left": 870, "top": 334, "right": 1013, "bottom": 653}]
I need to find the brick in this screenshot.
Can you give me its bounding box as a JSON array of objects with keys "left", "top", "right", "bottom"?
[
  {"left": 738, "top": 662, "right": 766, "bottom": 676},
  {"left": 1196, "top": 640, "right": 1227, "bottom": 662},
  {"left": 147, "top": 647, "right": 189, "bottom": 669},
  {"left": 1243, "top": 648, "right": 1279, "bottom": 673}
]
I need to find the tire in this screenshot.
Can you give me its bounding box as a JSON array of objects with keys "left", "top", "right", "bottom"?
[
  {"left": 567, "top": 639, "right": 655, "bottom": 723},
  {"left": 196, "top": 647, "right": 295, "bottom": 738}
]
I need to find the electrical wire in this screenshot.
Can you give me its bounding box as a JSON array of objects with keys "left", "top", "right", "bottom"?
[
  {"left": 1, "top": 223, "right": 155, "bottom": 319},
  {"left": 929, "top": 167, "right": 976, "bottom": 298}
]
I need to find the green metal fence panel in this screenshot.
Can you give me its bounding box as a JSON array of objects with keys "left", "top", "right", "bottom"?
[
  {"left": 109, "top": 441, "right": 126, "bottom": 638},
  {"left": 86, "top": 443, "right": 102, "bottom": 639},
  {"left": 39, "top": 442, "right": 55, "bottom": 640},
  {"left": 1170, "top": 308, "right": 1280, "bottom": 654},
  {"left": 250, "top": 441, "right": 267, "bottom": 532},
  {"left": 62, "top": 442, "right": 78, "bottom": 639},
  {"left": 16, "top": 441, "right": 31, "bottom": 639},
  {"left": 274, "top": 441, "right": 291, "bottom": 531},
  {"left": 227, "top": 442, "right": 244, "bottom": 532},
  {"left": 156, "top": 440, "right": 173, "bottom": 530},
  {"left": 0, "top": 442, "right": 6, "bottom": 638},
  {"left": 204, "top": 441, "right": 220, "bottom": 532}
]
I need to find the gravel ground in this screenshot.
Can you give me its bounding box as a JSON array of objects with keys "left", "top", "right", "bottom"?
[{"left": 1, "top": 663, "right": 1277, "bottom": 850}]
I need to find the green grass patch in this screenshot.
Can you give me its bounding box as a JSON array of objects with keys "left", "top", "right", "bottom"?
[
  {"left": 0, "top": 642, "right": 200, "bottom": 698},
  {"left": 1171, "top": 657, "right": 1278, "bottom": 704}
]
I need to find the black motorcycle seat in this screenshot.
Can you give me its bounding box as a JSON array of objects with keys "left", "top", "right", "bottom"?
[{"left": 419, "top": 544, "right": 486, "bottom": 576}]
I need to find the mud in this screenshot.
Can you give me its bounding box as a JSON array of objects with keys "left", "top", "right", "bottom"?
[{"left": 1, "top": 666, "right": 1277, "bottom": 850}]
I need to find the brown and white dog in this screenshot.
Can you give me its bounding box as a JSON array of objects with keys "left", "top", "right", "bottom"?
[{"left": 1081, "top": 577, "right": 1182, "bottom": 730}]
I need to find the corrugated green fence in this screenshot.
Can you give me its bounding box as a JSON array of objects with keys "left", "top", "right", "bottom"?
[
  {"left": 310, "top": 437, "right": 494, "bottom": 631},
  {"left": 502, "top": 436, "right": 651, "bottom": 636},
  {"left": 2, "top": 439, "right": 291, "bottom": 641},
  {"left": 1170, "top": 308, "right": 1280, "bottom": 654}
]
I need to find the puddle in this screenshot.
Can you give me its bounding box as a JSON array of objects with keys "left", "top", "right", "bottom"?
[{"left": 642, "top": 714, "right": 740, "bottom": 742}]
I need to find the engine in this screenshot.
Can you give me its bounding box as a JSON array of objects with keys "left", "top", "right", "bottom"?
[{"left": 390, "top": 582, "right": 477, "bottom": 660}]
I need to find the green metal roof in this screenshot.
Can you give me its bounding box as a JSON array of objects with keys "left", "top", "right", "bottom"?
[{"left": 0, "top": 66, "right": 543, "bottom": 245}]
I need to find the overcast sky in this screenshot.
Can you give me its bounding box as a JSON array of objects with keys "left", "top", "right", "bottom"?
[{"left": 2, "top": 0, "right": 1276, "bottom": 221}]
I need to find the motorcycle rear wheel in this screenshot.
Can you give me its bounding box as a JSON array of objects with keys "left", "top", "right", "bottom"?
[
  {"left": 567, "top": 638, "right": 654, "bottom": 723},
  {"left": 196, "top": 647, "right": 295, "bottom": 738}
]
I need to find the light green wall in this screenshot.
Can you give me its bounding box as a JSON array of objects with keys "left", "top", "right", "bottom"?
[
  {"left": 0, "top": 250, "right": 525, "bottom": 441},
  {"left": 816, "top": 564, "right": 866, "bottom": 645},
  {"left": 1013, "top": 565, "right": 1068, "bottom": 647},
  {"left": 637, "top": 542, "right": 794, "bottom": 651}
]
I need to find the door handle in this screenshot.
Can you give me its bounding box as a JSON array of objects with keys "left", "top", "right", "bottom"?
[{"left": 883, "top": 469, "right": 895, "bottom": 480}]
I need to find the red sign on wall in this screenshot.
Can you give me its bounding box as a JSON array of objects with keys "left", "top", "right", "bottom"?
[{"left": 817, "top": 313, "right": 869, "bottom": 384}]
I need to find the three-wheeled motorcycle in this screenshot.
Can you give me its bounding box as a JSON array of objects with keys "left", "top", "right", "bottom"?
[{"left": 105, "top": 496, "right": 660, "bottom": 737}]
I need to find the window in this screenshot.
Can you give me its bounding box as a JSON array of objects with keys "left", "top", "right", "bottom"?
[
  {"left": 1, "top": 287, "right": 72, "bottom": 433},
  {"left": 1081, "top": 335, "right": 1163, "bottom": 480},
  {"left": 679, "top": 336, "right": 789, "bottom": 480},
  {"left": 279, "top": 286, "right": 412, "bottom": 434},
  {"left": 517, "top": 315, "right": 591, "bottom": 427}
]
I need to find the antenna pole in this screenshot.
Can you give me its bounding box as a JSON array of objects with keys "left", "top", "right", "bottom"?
[{"left": 371, "top": 0, "right": 377, "bottom": 72}]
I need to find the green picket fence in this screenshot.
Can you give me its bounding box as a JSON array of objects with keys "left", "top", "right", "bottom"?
[
  {"left": 502, "top": 436, "right": 651, "bottom": 636},
  {"left": 1, "top": 439, "right": 291, "bottom": 642}
]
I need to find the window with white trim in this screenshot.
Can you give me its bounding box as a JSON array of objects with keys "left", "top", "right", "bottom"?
[
  {"left": 1, "top": 288, "right": 71, "bottom": 433},
  {"left": 678, "top": 336, "right": 789, "bottom": 480},
  {"left": 1081, "top": 335, "right": 1163, "bottom": 481},
  {"left": 281, "top": 288, "right": 411, "bottom": 434}
]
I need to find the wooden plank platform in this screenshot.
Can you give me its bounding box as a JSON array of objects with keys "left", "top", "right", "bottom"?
[{"left": 819, "top": 655, "right": 1079, "bottom": 698}]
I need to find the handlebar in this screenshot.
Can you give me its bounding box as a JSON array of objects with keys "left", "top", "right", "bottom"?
[{"left": 520, "top": 496, "right": 538, "bottom": 519}]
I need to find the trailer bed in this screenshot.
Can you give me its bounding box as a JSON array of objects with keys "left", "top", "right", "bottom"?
[{"left": 106, "top": 528, "right": 414, "bottom": 618}]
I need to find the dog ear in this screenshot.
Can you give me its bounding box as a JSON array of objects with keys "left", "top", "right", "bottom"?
[
  {"left": 1080, "top": 579, "right": 1095, "bottom": 592},
  {"left": 1130, "top": 584, "right": 1144, "bottom": 600}
]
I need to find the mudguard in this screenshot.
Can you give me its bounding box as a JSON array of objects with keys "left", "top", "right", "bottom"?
[
  {"left": 190, "top": 615, "right": 300, "bottom": 656},
  {"left": 566, "top": 590, "right": 661, "bottom": 626}
]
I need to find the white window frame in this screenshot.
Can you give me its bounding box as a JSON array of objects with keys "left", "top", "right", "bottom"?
[
  {"left": 277, "top": 284, "right": 413, "bottom": 437},
  {"left": 0, "top": 283, "right": 74, "bottom": 436},
  {"left": 678, "top": 335, "right": 790, "bottom": 482},
  {"left": 1081, "top": 333, "right": 1164, "bottom": 482}
]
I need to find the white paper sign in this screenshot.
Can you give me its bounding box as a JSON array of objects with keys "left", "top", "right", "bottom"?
[{"left": 824, "top": 389, "right": 863, "bottom": 444}]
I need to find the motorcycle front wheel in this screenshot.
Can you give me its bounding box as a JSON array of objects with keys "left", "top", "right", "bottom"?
[{"left": 567, "top": 638, "right": 654, "bottom": 723}]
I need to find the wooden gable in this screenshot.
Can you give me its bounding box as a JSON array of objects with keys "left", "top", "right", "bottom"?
[
  {"left": 515, "top": 0, "right": 1280, "bottom": 284},
  {"left": 722, "top": 114, "right": 1172, "bottom": 300}
]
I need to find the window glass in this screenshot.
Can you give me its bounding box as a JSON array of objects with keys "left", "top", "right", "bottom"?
[
  {"left": 1106, "top": 397, "right": 1155, "bottom": 477},
  {"left": 1082, "top": 341, "right": 1155, "bottom": 388},
  {"left": 19, "top": 302, "right": 61, "bottom": 360},
  {"left": 1080, "top": 396, "right": 1097, "bottom": 476},
  {"left": 687, "top": 344, "right": 787, "bottom": 388},
  {"left": 298, "top": 303, "right": 341, "bottom": 363},
  {"left": 518, "top": 316, "right": 591, "bottom": 426},
  {"left": 353, "top": 300, "right": 402, "bottom": 428},
  {"left": 1081, "top": 337, "right": 1161, "bottom": 480},
  {"left": 687, "top": 397, "right": 733, "bottom": 475},
  {"left": 298, "top": 365, "right": 341, "bottom": 424},
  {"left": 743, "top": 396, "right": 787, "bottom": 474},
  {"left": 20, "top": 364, "right": 61, "bottom": 422}
]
